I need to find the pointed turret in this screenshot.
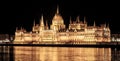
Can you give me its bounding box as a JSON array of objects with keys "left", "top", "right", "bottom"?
[
  {"left": 70, "top": 16, "right": 72, "bottom": 24},
  {"left": 84, "top": 16, "right": 87, "bottom": 28},
  {"left": 56, "top": 5, "right": 59, "bottom": 14},
  {"left": 32, "top": 19, "right": 36, "bottom": 32},
  {"left": 76, "top": 16, "right": 80, "bottom": 23},
  {"left": 46, "top": 20, "right": 49, "bottom": 30},
  {"left": 107, "top": 22, "right": 109, "bottom": 28},
  {"left": 40, "top": 14, "right": 44, "bottom": 26},
  {"left": 84, "top": 16, "right": 86, "bottom": 23},
  {"left": 39, "top": 14, "right": 45, "bottom": 31},
  {"left": 20, "top": 27, "right": 22, "bottom": 30},
  {"left": 105, "top": 22, "right": 106, "bottom": 27},
  {"left": 107, "top": 23, "right": 110, "bottom": 32},
  {"left": 93, "top": 20, "right": 96, "bottom": 27},
  {"left": 33, "top": 19, "right": 35, "bottom": 26}
]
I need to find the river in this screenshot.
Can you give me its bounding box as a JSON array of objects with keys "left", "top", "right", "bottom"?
[{"left": 0, "top": 46, "right": 119, "bottom": 61}]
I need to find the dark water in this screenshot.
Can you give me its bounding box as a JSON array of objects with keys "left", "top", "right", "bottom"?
[{"left": 0, "top": 46, "right": 119, "bottom": 61}]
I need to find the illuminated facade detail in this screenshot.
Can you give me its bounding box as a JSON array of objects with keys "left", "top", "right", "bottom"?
[
  {"left": 111, "top": 34, "right": 120, "bottom": 42},
  {"left": 14, "top": 7, "right": 111, "bottom": 43}
]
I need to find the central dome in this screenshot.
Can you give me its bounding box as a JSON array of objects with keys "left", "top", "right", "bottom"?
[
  {"left": 53, "top": 14, "right": 63, "bottom": 21},
  {"left": 51, "top": 6, "right": 65, "bottom": 30},
  {"left": 52, "top": 6, "right": 63, "bottom": 21}
]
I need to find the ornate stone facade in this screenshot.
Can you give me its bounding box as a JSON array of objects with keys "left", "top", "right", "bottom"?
[{"left": 14, "top": 7, "right": 111, "bottom": 43}]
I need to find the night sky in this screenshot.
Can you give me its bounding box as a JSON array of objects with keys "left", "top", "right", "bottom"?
[{"left": 0, "top": 0, "right": 119, "bottom": 35}]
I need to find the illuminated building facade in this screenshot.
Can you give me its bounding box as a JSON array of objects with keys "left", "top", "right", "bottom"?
[
  {"left": 111, "top": 34, "right": 120, "bottom": 42},
  {"left": 14, "top": 7, "right": 111, "bottom": 43}
]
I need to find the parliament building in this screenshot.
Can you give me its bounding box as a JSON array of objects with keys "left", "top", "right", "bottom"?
[{"left": 14, "top": 7, "right": 111, "bottom": 43}]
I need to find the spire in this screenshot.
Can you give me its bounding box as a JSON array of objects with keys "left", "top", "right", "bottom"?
[
  {"left": 107, "top": 23, "right": 110, "bottom": 31},
  {"left": 93, "top": 20, "right": 96, "bottom": 27},
  {"left": 20, "top": 27, "right": 23, "bottom": 32},
  {"left": 70, "top": 16, "right": 72, "bottom": 24},
  {"left": 16, "top": 27, "right": 18, "bottom": 31},
  {"left": 107, "top": 22, "right": 109, "bottom": 28},
  {"left": 84, "top": 16, "right": 87, "bottom": 23},
  {"left": 39, "top": 14, "right": 45, "bottom": 31},
  {"left": 56, "top": 5, "right": 59, "bottom": 14},
  {"left": 33, "top": 19, "right": 35, "bottom": 26},
  {"left": 40, "top": 14, "right": 44, "bottom": 26},
  {"left": 76, "top": 16, "right": 80, "bottom": 23},
  {"left": 46, "top": 20, "right": 48, "bottom": 29},
  {"left": 20, "top": 27, "right": 22, "bottom": 30},
  {"left": 105, "top": 22, "right": 106, "bottom": 27}
]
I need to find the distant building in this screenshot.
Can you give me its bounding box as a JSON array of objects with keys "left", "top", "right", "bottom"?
[
  {"left": 0, "top": 34, "right": 10, "bottom": 43},
  {"left": 14, "top": 6, "right": 111, "bottom": 43},
  {"left": 111, "top": 34, "right": 120, "bottom": 42}
]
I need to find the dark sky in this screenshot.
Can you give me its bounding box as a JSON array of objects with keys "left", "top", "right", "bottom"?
[{"left": 0, "top": 0, "right": 119, "bottom": 35}]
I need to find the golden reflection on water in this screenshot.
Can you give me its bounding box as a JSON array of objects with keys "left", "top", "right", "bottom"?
[{"left": 14, "top": 46, "right": 111, "bottom": 61}]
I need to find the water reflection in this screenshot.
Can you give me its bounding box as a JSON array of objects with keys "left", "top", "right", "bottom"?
[
  {"left": 14, "top": 46, "right": 111, "bottom": 61},
  {"left": 0, "top": 46, "right": 14, "bottom": 61},
  {"left": 111, "top": 48, "right": 120, "bottom": 61},
  {"left": 1, "top": 46, "right": 120, "bottom": 61}
]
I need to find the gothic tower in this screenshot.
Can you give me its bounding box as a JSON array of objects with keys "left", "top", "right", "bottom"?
[{"left": 39, "top": 15, "right": 45, "bottom": 31}]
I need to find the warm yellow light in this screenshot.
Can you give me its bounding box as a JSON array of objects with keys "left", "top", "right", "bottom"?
[{"left": 14, "top": 6, "right": 111, "bottom": 44}]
